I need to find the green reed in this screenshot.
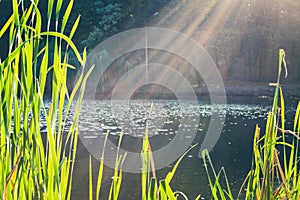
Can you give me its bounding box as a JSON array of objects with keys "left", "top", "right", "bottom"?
[
  {"left": 203, "top": 49, "right": 300, "bottom": 200},
  {"left": 136, "top": 102, "right": 204, "bottom": 199},
  {"left": 89, "top": 130, "right": 127, "bottom": 200},
  {"left": 202, "top": 149, "right": 234, "bottom": 200},
  {"left": 0, "top": 0, "right": 91, "bottom": 199},
  {"left": 238, "top": 49, "right": 300, "bottom": 199},
  {"left": 140, "top": 102, "right": 198, "bottom": 200},
  {"left": 89, "top": 102, "right": 200, "bottom": 200}
]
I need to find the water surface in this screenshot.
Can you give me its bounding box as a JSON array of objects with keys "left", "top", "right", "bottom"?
[{"left": 71, "top": 97, "right": 298, "bottom": 199}]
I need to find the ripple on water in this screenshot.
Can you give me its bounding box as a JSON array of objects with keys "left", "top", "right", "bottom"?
[{"left": 75, "top": 100, "right": 292, "bottom": 138}]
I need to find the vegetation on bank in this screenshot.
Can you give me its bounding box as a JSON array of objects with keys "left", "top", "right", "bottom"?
[
  {"left": 0, "top": 0, "right": 172, "bottom": 52},
  {"left": 0, "top": 0, "right": 173, "bottom": 94},
  {"left": 1, "top": 0, "right": 300, "bottom": 200},
  {"left": 0, "top": 0, "right": 92, "bottom": 199},
  {"left": 203, "top": 49, "right": 300, "bottom": 199}
]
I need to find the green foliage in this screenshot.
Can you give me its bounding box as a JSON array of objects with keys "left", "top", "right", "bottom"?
[
  {"left": 68, "top": 0, "right": 171, "bottom": 50},
  {"left": 203, "top": 49, "right": 300, "bottom": 199},
  {"left": 89, "top": 131, "right": 126, "bottom": 200},
  {"left": 140, "top": 103, "right": 198, "bottom": 200},
  {"left": 81, "top": 1, "right": 123, "bottom": 48},
  {"left": 141, "top": 130, "right": 197, "bottom": 199},
  {"left": 202, "top": 150, "right": 234, "bottom": 200},
  {"left": 89, "top": 102, "right": 199, "bottom": 200},
  {"left": 141, "top": 104, "right": 196, "bottom": 200},
  {"left": 95, "top": 2, "right": 123, "bottom": 31},
  {"left": 0, "top": 0, "right": 90, "bottom": 199},
  {"left": 238, "top": 49, "right": 300, "bottom": 200},
  {"left": 140, "top": 102, "right": 199, "bottom": 200}
]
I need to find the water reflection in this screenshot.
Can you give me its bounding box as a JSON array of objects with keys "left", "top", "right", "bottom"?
[{"left": 71, "top": 99, "right": 296, "bottom": 199}]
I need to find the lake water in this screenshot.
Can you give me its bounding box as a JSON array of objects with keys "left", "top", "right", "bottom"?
[{"left": 70, "top": 97, "right": 299, "bottom": 199}]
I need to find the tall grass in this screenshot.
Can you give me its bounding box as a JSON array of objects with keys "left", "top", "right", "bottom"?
[
  {"left": 0, "top": 0, "right": 91, "bottom": 199},
  {"left": 89, "top": 130, "right": 126, "bottom": 200},
  {"left": 140, "top": 103, "right": 199, "bottom": 200},
  {"left": 203, "top": 49, "right": 300, "bottom": 199},
  {"left": 238, "top": 49, "right": 300, "bottom": 199},
  {"left": 89, "top": 102, "right": 200, "bottom": 200}
]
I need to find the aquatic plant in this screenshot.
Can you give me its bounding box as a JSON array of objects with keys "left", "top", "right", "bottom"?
[
  {"left": 88, "top": 103, "right": 201, "bottom": 200},
  {"left": 0, "top": 0, "right": 92, "bottom": 199},
  {"left": 202, "top": 149, "right": 234, "bottom": 200},
  {"left": 140, "top": 140, "right": 199, "bottom": 200},
  {"left": 89, "top": 130, "right": 126, "bottom": 200},
  {"left": 203, "top": 49, "right": 300, "bottom": 199},
  {"left": 140, "top": 103, "right": 200, "bottom": 200}
]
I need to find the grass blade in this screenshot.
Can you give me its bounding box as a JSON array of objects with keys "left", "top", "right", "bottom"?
[{"left": 89, "top": 155, "right": 93, "bottom": 200}]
